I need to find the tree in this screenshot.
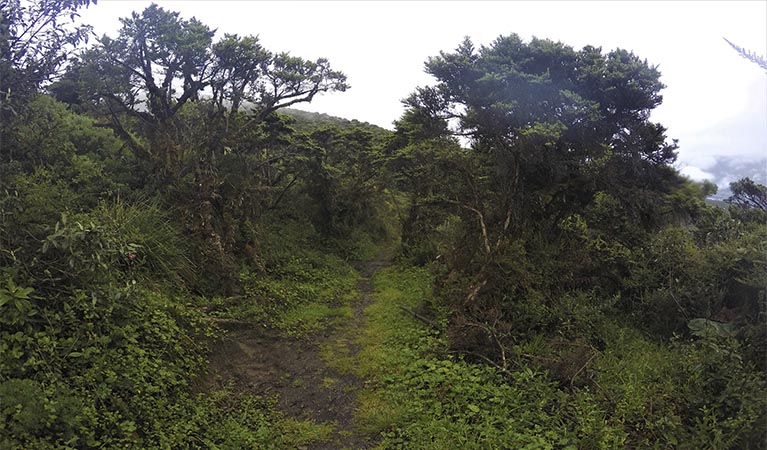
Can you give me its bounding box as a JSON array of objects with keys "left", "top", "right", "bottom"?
[
  {"left": 304, "top": 125, "right": 388, "bottom": 236},
  {"left": 400, "top": 35, "right": 680, "bottom": 264},
  {"left": 394, "top": 34, "right": 686, "bottom": 369},
  {"left": 69, "top": 4, "right": 348, "bottom": 184},
  {"left": 0, "top": 0, "right": 95, "bottom": 164},
  {"left": 0, "top": 0, "right": 103, "bottom": 270},
  {"left": 56, "top": 4, "right": 213, "bottom": 180},
  {"left": 727, "top": 177, "right": 767, "bottom": 212},
  {"left": 0, "top": 0, "right": 94, "bottom": 109},
  {"left": 58, "top": 4, "right": 348, "bottom": 290}
]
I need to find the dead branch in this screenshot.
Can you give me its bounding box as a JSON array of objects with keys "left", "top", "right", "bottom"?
[
  {"left": 444, "top": 199, "right": 491, "bottom": 255},
  {"left": 494, "top": 205, "right": 513, "bottom": 251},
  {"left": 570, "top": 347, "right": 600, "bottom": 390},
  {"left": 669, "top": 292, "right": 690, "bottom": 322},
  {"left": 442, "top": 350, "right": 513, "bottom": 376},
  {"left": 398, "top": 305, "right": 442, "bottom": 332},
  {"left": 466, "top": 278, "right": 487, "bottom": 302},
  {"left": 461, "top": 318, "right": 510, "bottom": 371}
]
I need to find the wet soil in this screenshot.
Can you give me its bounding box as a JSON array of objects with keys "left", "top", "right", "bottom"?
[{"left": 203, "top": 255, "right": 390, "bottom": 450}]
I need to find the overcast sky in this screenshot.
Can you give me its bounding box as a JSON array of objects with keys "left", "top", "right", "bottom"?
[{"left": 78, "top": 1, "right": 766, "bottom": 189}]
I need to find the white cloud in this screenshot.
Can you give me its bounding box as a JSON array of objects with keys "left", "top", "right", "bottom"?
[
  {"left": 680, "top": 166, "right": 716, "bottom": 182},
  {"left": 677, "top": 153, "right": 719, "bottom": 171}
]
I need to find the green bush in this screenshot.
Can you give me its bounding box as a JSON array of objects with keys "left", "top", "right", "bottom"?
[
  {"left": 36, "top": 199, "right": 195, "bottom": 290},
  {"left": 232, "top": 250, "right": 359, "bottom": 336},
  {"left": 0, "top": 281, "right": 209, "bottom": 448},
  {"left": 351, "top": 265, "right": 578, "bottom": 450}
]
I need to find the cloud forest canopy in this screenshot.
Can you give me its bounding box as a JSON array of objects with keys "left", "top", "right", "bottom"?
[
  {"left": 398, "top": 35, "right": 680, "bottom": 243},
  {"left": 392, "top": 36, "right": 765, "bottom": 448},
  {"left": 48, "top": 3, "right": 350, "bottom": 283},
  {"left": 62, "top": 3, "right": 348, "bottom": 183}
]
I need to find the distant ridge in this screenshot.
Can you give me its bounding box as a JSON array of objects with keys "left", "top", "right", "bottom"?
[{"left": 279, "top": 108, "right": 390, "bottom": 134}]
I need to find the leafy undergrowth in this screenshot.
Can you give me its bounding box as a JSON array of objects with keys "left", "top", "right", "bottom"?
[
  {"left": 109, "top": 389, "right": 333, "bottom": 449},
  {"left": 0, "top": 284, "right": 333, "bottom": 450},
  {"left": 327, "top": 263, "right": 766, "bottom": 450},
  {"left": 235, "top": 252, "right": 358, "bottom": 337},
  {"left": 324, "top": 265, "right": 575, "bottom": 449},
  {"left": 208, "top": 219, "right": 363, "bottom": 338},
  {"left": 0, "top": 201, "right": 339, "bottom": 449}
]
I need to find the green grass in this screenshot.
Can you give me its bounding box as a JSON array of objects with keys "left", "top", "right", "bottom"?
[
  {"left": 210, "top": 247, "right": 360, "bottom": 337},
  {"left": 332, "top": 262, "right": 767, "bottom": 449},
  {"left": 320, "top": 264, "right": 578, "bottom": 450},
  {"left": 192, "top": 391, "right": 334, "bottom": 449},
  {"left": 276, "top": 303, "right": 353, "bottom": 337},
  {"left": 205, "top": 227, "right": 767, "bottom": 449}
]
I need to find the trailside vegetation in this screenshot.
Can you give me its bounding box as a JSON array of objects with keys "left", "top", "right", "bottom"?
[
  {"left": 390, "top": 34, "right": 766, "bottom": 448},
  {"left": 1, "top": 2, "right": 765, "bottom": 448}
]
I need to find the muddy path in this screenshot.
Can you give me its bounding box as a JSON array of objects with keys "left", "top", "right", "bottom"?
[{"left": 203, "top": 254, "right": 391, "bottom": 450}]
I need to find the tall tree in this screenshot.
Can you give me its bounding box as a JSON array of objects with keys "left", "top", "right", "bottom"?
[
  {"left": 62, "top": 4, "right": 348, "bottom": 289},
  {"left": 70, "top": 4, "right": 348, "bottom": 184},
  {"left": 400, "top": 34, "right": 680, "bottom": 261},
  {"left": 304, "top": 125, "right": 388, "bottom": 235},
  {"left": 395, "top": 34, "right": 685, "bottom": 365},
  {"left": 0, "top": 0, "right": 94, "bottom": 106},
  {"left": 727, "top": 177, "right": 767, "bottom": 212},
  {"left": 60, "top": 4, "right": 214, "bottom": 180}
]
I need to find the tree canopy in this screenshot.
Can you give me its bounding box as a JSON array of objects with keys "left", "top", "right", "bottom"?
[
  {"left": 62, "top": 3, "right": 348, "bottom": 182},
  {"left": 0, "top": 0, "right": 94, "bottom": 106},
  {"left": 728, "top": 177, "right": 767, "bottom": 212},
  {"left": 396, "top": 34, "right": 681, "bottom": 269}
]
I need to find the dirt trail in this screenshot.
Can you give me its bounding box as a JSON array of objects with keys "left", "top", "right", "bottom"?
[{"left": 204, "top": 253, "right": 390, "bottom": 450}]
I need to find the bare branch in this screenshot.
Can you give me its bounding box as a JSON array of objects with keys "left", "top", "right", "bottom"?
[
  {"left": 398, "top": 305, "right": 443, "bottom": 331},
  {"left": 445, "top": 199, "right": 491, "bottom": 254},
  {"left": 442, "top": 350, "right": 513, "bottom": 376}
]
